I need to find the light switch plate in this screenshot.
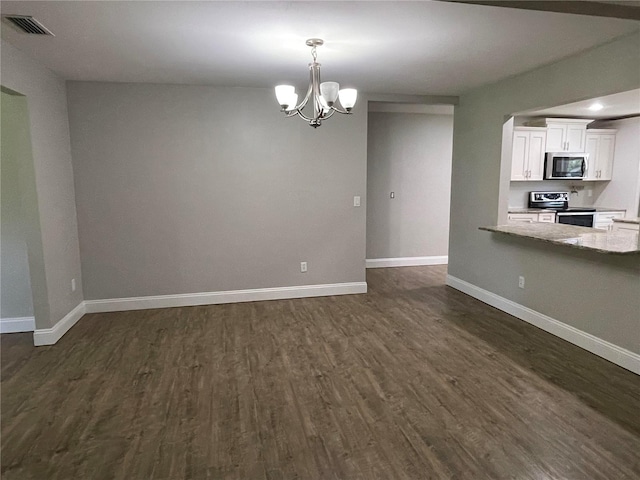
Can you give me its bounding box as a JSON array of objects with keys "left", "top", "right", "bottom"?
[{"left": 354, "top": 196, "right": 361, "bottom": 207}]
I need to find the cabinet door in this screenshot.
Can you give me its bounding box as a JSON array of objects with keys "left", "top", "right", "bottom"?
[
  {"left": 612, "top": 223, "right": 639, "bottom": 232},
  {"left": 545, "top": 124, "right": 566, "bottom": 152},
  {"left": 511, "top": 131, "right": 529, "bottom": 181},
  {"left": 595, "top": 212, "right": 625, "bottom": 230},
  {"left": 538, "top": 212, "right": 556, "bottom": 223},
  {"left": 584, "top": 134, "right": 599, "bottom": 181},
  {"left": 508, "top": 214, "right": 538, "bottom": 224},
  {"left": 566, "top": 124, "right": 586, "bottom": 152},
  {"left": 597, "top": 134, "right": 615, "bottom": 180},
  {"left": 528, "top": 130, "right": 546, "bottom": 180}
]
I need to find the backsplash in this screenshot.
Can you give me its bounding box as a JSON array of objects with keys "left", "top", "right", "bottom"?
[{"left": 509, "top": 180, "right": 594, "bottom": 208}]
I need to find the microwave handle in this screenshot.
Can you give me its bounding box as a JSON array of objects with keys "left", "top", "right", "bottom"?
[{"left": 583, "top": 158, "right": 588, "bottom": 176}]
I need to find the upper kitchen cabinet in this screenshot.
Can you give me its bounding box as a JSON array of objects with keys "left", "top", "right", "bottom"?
[
  {"left": 543, "top": 119, "right": 593, "bottom": 152},
  {"left": 511, "top": 127, "right": 546, "bottom": 181},
  {"left": 584, "top": 129, "right": 617, "bottom": 181}
]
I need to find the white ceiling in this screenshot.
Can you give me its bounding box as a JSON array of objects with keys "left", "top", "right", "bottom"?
[
  {"left": 521, "top": 89, "right": 640, "bottom": 119},
  {"left": 1, "top": 1, "right": 638, "bottom": 95}
]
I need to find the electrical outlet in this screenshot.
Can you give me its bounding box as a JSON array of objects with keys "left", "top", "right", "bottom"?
[
  {"left": 300, "top": 261, "right": 308, "bottom": 273},
  {"left": 390, "top": 192, "right": 395, "bottom": 199},
  {"left": 353, "top": 196, "right": 361, "bottom": 207},
  {"left": 588, "top": 189, "right": 593, "bottom": 198},
  {"left": 518, "top": 276, "right": 525, "bottom": 289}
]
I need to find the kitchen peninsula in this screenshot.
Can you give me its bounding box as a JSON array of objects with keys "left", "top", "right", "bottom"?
[{"left": 480, "top": 223, "right": 640, "bottom": 255}]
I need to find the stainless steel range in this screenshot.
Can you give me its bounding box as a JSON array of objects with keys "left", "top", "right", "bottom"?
[{"left": 528, "top": 191, "right": 596, "bottom": 228}]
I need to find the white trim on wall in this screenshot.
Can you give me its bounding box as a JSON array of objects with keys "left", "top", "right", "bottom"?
[
  {"left": 0, "top": 316, "right": 35, "bottom": 334},
  {"left": 34, "top": 282, "right": 367, "bottom": 345},
  {"left": 84, "top": 282, "right": 368, "bottom": 313},
  {"left": 368, "top": 103, "right": 454, "bottom": 115},
  {"left": 446, "top": 274, "right": 640, "bottom": 376},
  {"left": 366, "top": 256, "right": 448, "bottom": 269},
  {"left": 33, "top": 302, "right": 86, "bottom": 346}
]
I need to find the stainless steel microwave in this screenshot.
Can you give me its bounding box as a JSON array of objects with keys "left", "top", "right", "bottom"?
[{"left": 545, "top": 152, "right": 588, "bottom": 180}]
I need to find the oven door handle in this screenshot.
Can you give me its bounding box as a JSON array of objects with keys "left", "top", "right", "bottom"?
[{"left": 556, "top": 212, "right": 595, "bottom": 216}]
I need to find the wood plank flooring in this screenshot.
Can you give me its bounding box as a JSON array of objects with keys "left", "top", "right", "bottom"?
[{"left": 2, "top": 266, "right": 639, "bottom": 479}]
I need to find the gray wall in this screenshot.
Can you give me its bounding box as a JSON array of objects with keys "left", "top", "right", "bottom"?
[
  {"left": 66, "top": 82, "right": 367, "bottom": 300},
  {"left": 1, "top": 92, "right": 34, "bottom": 319},
  {"left": 367, "top": 112, "right": 452, "bottom": 259},
  {"left": 449, "top": 32, "right": 640, "bottom": 354},
  {"left": 1, "top": 40, "right": 83, "bottom": 329}
]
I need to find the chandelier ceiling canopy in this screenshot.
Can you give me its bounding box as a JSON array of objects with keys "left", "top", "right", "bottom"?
[{"left": 275, "top": 39, "right": 357, "bottom": 128}]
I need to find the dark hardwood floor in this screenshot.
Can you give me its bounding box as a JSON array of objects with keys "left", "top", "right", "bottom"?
[{"left": 2, "top": 266, "right": 639, "bottom": 479}]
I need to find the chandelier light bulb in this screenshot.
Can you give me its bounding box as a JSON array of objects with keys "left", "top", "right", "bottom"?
[
  {"left": 285, "top": 94, "right": 298, "bottom": 111},
  {"left": 318, "top": 95, "right": 331, "bottom": 114},
  {"left": 339, "top": 89, "right": 358, "bottom": 110},
  {"left": 275, "top": 85, "right": 295, "bottom": 108},
  {"left": 320, "top": 82, "right": 340, "bottom": 106}
]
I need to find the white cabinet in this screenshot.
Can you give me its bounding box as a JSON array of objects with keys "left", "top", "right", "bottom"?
[
  {"left": 508, "top": 212, "right": 555, "bottom": 224},
  {"left": 537, "top": 212, "right": 556, "bottom": 223},
  {"left": 508, "top": 213, "right": 538, "bottom": 223},
  {"left": 511, "top": 127, "right": 546, "bottom": 181},
  {"left": 594, "top": 211, "right": 625, "bottom": 231},
  {"left": 584, "top": 130, "right": 616, "bottom": 181},
  {"left": 612, "top": 222, "right": 639, "bottom": 233},
  {"left": 543, "top": 119, "right": 592, "bottom": 152}
]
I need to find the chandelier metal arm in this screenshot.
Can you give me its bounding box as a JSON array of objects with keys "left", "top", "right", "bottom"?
[
  {"left": 284, "top": 69, "right": 315, "bottom": 119},
  {"left": 329, "top": 105, "right": 351, "bottom": 115},
  {"left": 321, "top": 108, "right": 336, "bottom": 120},
  {"left": 288, "top": 108, "right": 314, "bottom": 122},
  {"left": 311, "top": 63, "right": 322, "bottom": 122},
  {"left": 297, "top": 70, "right": 315, "bottom": 112}
]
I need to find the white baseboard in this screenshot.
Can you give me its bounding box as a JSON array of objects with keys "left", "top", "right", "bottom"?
[
  {"left": 366, "top": 255, "right": 448, "bottom": 269},
  {"left": 446, "top": 275, "right": 640, "bottom": 376},
  {"left": 0, "top": 316, "right": 35, "bottom": 334},
  {"left": 84, "top": 282, "right": 368, "bottom": 313},
  {"left": 33, "top": 302, "right": 86, "bottom": 346},
  {"left": 31, "top": 282, "right": 366, "bottom": 346}
]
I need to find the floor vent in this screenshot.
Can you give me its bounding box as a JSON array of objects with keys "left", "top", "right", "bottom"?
[{"left": 2, "top": 15, "right": 54, "bottom": 36}]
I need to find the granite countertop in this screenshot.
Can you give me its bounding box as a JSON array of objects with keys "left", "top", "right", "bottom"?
[
  {"left": 613, "top": 217, "right": 640, "bottom": 225},
  {"left": 507, "top": 208, "right": 555, "bottom": 214},
  {"left": 508, "top": 207, "right": 626, "bottom": 214},
  {"left": 594, "top": 207, "right": 626, "bottom": 212},
  {"left": 480, "top": 223, "right": 640, "bottom": 255}
]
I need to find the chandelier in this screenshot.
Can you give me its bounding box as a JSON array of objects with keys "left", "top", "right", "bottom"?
[{"left": 275, "top": 39, "right": 358, "bottom": 128}]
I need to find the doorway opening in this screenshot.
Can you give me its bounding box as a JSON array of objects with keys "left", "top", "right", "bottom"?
[
  {"left": 1, "top": 87, "right": 46, "bottom": 334},
  {"left": 365, "top": 102, "right": 454, "bottom": 269}
]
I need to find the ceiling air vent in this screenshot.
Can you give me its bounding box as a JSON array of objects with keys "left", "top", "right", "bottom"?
[{"left": 2, "top": 15, "right": 54, "bottom": 36}]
